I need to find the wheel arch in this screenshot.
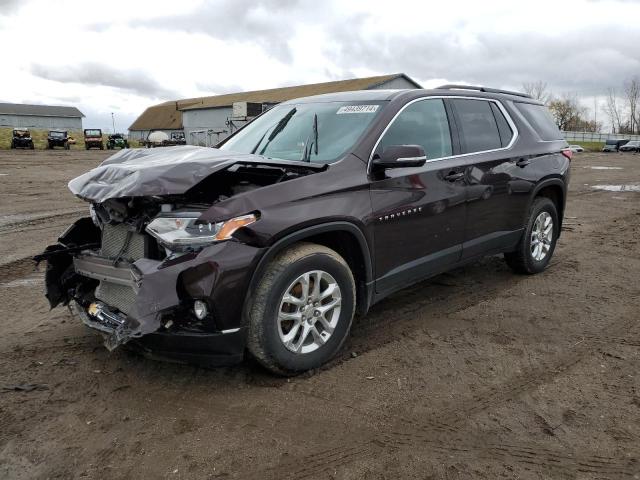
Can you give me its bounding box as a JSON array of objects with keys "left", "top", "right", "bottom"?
[
  {"left": 246, "top": 222, "right": 374, "bottom": 317},
  {"left": 530, "top": 178, "right": 566, "bottom": 234}
]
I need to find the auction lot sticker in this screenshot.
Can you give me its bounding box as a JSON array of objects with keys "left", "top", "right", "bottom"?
[{"left": 336, "top": 105, "right": 379, "bottom": 114}]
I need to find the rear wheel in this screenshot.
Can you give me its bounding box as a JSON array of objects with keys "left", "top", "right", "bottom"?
[
  {"left": 505, "top": 197, "right": 558, "bottom": 274},
  {"left": 246, "top": 243, "right": 355, "bottom": 375}
]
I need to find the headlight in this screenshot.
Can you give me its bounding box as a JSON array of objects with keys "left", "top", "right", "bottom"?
[{"left": 146, "top": 213, "right": 257, "bottom": 249}]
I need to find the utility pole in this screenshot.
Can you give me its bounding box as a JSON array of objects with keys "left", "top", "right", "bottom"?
[{"left": 111, "top": 112, "right": 116, "bottom": 134}]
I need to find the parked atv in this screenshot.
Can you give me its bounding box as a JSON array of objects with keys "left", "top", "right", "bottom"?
[
  {"left": 10, "top": 129, "right": 34, "bottom": 149},
  {"left": 47, "top": 130, "right": 70, "bottom": 150},
  {"left": 84, "top": 129, "right": 103, "bottom": 150},
  {"left": 106, "top": 134, "right": 128, "bottom": 149}
]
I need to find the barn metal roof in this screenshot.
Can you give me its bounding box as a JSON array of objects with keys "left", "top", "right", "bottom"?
[
  {"left": 0, "top": 103, "right": 84, "bottom": 118},
  {"left": 129, "top": 74, "right": 420, "bottom": 131}
]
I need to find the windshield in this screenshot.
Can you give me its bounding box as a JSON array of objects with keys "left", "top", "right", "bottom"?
[
  {"left": 219, "top": 101, "right": 385, "bottom": 163},
  {"left": 85, "top": 130, "right": 101, "bottom": 136},
  {"left": 50, "top": 132, "right": 65, "bottom": 138}
]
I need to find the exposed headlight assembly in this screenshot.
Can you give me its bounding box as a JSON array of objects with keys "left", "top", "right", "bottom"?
[{"left": 146, "top": 213, "right": 257, "bottom": 250}]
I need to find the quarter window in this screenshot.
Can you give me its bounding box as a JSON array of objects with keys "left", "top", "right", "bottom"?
[
  {"left": 514, "top": 102, "right": 563, "bottom": 141},
  {"left": 377, "top": 99, "right": 452, "bottom": 160},
  {"left": 451, "top": 99, "right": 503, "bottom": 153}
]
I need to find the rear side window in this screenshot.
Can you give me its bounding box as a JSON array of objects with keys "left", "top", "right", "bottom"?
[
  {"left": 451, "top": 99, "right": 502, "bottom": 153},
  {"left": 515, "top": 102, "right": 563, "bottom": 141},
  {"left": 378, "top": 99, "right": 452, "bottom": 159}
]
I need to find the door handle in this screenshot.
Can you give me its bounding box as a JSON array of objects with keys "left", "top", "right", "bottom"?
[
  {"left": 516, "top": 158, "right": 531, "bottom": 167},
  {"left": 444, "top": 171, "right": 464, "bottom": 182}
]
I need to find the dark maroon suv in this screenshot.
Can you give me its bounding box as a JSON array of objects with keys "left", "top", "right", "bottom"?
[{"left": 37, "top": 85, "right": 571, "bottom": 374}]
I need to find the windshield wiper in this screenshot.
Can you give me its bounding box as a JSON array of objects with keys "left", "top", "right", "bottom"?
[
  {"left": 255, "top": 108, "right": 297, "bottom": 156},
  {"left": 302, "top": 113, "right": 318, "bottom": 162}
]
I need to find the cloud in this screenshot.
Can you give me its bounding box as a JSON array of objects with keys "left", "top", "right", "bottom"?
[
  {"left": 325, "top": 21, "right": 640, "bottom": 95},
  {"left": 135, "top": 0, "right": 307, "bottom": 63},
  {"left": 29, "top": 63, "right": 179, "bottom": 99},
  {"left": 4, "top": 0, "right": 640, "bottom": 131},
  {"left": 0, "top": 0, "right": 21, "bottom": 14}
]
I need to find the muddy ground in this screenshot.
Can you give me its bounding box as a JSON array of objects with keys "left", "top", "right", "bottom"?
[{"left": 0, "top": 149, "right": 639, "bottom": 479}]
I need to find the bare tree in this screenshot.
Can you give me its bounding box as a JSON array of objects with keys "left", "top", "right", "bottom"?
[
  {"left": 623, "top": 76, "right": 640, "bottom": 134},
  {"left": 603, "top": 88, "right": 623, "bottom": 133},
  {"left": 548, "top": 94, "right": 585, "bottom": 131},
  {"left": 522, "top": 81, "right": 551, "bottom": 104}
]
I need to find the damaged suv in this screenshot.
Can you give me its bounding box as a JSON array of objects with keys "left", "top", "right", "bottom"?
[{"left": 38, "top": 86, "right": 571, "bottom": 374}]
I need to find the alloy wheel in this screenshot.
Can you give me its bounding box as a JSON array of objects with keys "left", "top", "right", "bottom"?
[
  {"left": 277, "top": 270, "right": 342, "bottom": 354},
  {"left": 530, "top": 211, "right": 553, "bottom": 261}
]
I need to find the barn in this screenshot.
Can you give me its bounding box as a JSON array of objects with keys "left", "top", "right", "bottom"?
[
  {"left": 128, "top": 73, "right": 421, "bottom": 146},
  {"left": 0, "top": 103, "right": 84, "bottom": 130}
]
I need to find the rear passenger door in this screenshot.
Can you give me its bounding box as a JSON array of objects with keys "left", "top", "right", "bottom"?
[{"left": 447, "top": 98, "right": 523, "bottom": 259}]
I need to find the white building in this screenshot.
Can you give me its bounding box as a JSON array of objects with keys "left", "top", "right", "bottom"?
[{"left": 0, "top": 103, "right": 84, "bottom": 130}]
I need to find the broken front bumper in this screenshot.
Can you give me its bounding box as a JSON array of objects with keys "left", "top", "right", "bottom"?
[
  {"left": 70, "top": 300, "right": 245, "bottom": 366},
  {"left": 40, "top": 217, "right": 265, "bottom": 366}
]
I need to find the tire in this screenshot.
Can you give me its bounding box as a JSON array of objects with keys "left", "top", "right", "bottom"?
[
  {"left": 504, "top": 197, "right": 559, "bottom": 274},
  {"left": 246, "top": 242, "right": 356, "bottom": 375}
]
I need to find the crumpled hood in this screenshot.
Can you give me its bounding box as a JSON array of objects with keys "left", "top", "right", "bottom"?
[{"left": 68, "top": 145, "right": 321, "bottom": 203}]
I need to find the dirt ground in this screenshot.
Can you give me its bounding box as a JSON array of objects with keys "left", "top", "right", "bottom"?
[{"left": 0, "top": 149, "right": 639, "bottom": 479}]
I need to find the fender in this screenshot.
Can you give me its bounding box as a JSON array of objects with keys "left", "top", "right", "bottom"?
[
  {"left": 529, "top": 176, "right": 567, "bottom": 232},
  {"left": 245, "top": 221, "right": 374, "bottom": 315}
]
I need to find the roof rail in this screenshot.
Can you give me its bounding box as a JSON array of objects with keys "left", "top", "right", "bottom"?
[{"left": 436, "top": 84, "right": 532, "bottom": 99}]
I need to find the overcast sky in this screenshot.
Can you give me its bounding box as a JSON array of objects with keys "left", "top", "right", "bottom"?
[{"left": 1, "top": 0, "right": 639, "bottom": 131}]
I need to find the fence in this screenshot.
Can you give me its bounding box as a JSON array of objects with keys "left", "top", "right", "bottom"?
[{"left": 562, "top": 131, "right": 640, "bottom": 142}]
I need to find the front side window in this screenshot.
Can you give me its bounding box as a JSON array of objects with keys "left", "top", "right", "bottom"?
[
  {"left": 220, "top": 101, "right": 385, "bottom": 164},
  {"left": 451, "top": 99, "right": 503, "bottom": 153},
  {"left": 377, "top": 99, "right": 452, "bottom": 160}
]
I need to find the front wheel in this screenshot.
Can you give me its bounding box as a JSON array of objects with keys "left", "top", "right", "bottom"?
[
  {"left": 505, "top": 197, "right": 559, "bottom": 274},
  {"left": 246, "top": 243, "right": 355, "bottom": 375}
]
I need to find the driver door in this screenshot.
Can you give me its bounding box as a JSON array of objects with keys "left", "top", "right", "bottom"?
[{"left": 369, "top": 98, "right": 467, "bottom": 294}]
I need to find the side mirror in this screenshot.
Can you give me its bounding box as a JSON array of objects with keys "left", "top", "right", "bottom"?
[{"left": 372, "top": 145, "right": 427, "bottom": 170}]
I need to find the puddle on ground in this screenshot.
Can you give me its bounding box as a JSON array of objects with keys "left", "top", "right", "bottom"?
[
  {"left": 584, "top": 166, "right": 623, "bottom": 170},
  {"left": 0, "top": 276, "right": 42, "bottom": 288},
  {"left": 591, "top": 184, "right": 640, "bottom": 192}
]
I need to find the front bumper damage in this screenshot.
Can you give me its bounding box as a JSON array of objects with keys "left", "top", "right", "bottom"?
[{"left": 37, "top": 217, "right": 263, "bottom": 366}]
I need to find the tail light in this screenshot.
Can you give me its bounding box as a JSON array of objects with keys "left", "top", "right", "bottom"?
[{"left": 561, "top": 149, "right": 573, "bottom": 161}]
